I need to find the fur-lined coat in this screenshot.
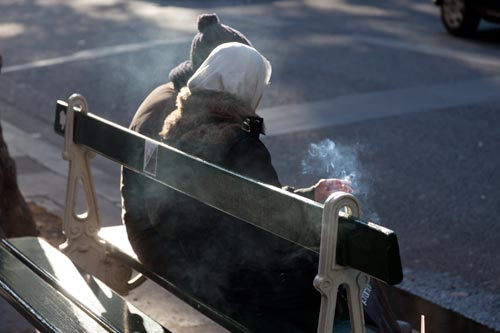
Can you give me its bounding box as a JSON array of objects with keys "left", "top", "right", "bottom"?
[{"left": 159, "top": 87, "right": 281, "bottom": 184}]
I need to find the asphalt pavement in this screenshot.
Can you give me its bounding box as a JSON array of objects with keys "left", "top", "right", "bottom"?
[{"left": 1, "top": 0, "right": 500, "bottom": 332}]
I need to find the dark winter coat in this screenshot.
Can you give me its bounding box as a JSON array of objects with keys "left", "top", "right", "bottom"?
[
  {"left": 122, "top": 87, "right": 318, "bottom": 313},
  {"left": 121, "top": 86, "right": 401, "bottom": 332}
]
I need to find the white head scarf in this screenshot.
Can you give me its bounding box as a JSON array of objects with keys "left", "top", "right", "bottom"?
[{"left": 187, "top": 42, "right": 272, "bottom": 110}]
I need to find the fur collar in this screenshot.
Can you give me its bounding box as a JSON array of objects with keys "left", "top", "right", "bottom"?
[{"left": 160, "top": 88, "right": 260, "bottom": 148}]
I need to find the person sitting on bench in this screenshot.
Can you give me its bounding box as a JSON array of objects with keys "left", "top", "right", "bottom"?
[{"left": 123, "top": 41, "right": 401, "bottom": 332}]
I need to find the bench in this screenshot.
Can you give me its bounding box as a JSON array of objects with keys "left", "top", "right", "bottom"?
[{"left": 1, "top": 92, "right": 404, "bottom": 333}]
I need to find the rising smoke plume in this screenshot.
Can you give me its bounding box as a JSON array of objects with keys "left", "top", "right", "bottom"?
[{"left": 301, "top": 139, "right": 380, "bottom": 224}]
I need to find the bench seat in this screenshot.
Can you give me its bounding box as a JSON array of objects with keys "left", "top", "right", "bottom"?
[{"left": 0, "top": 237, "right": 169, "bottom": 333}]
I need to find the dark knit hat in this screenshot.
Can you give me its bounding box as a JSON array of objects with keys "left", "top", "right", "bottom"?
[{"left": 169, "top": 13, "right": 252, "bottom": 91}]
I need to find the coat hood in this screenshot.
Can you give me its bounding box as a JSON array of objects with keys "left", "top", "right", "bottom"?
[
  {"left": 187, "top": 42, "right": 271, "bottom": 110},
  {"left": 159, "top": 87, "right": 262, "bottom": 159}
]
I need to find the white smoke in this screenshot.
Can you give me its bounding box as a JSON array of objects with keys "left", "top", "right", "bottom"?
[
  {"left": 301, "top": 139, "right": 358, "bottom": 184},
  {"left": 301, "top": 139, "right": 381, "bottom": 224}
]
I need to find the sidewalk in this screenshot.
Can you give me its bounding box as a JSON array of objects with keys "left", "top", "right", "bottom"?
[{"left": 1, "top": 113, "right": 227, "bottom": 332}]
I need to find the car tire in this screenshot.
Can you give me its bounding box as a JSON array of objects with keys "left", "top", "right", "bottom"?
[{"left": 440, "top": 0, "right": 481, "bottom": 37}]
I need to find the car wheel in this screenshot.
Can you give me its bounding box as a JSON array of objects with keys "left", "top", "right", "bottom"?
[{"left": 440, "top": 0, "right": 480, "bottom": 36}]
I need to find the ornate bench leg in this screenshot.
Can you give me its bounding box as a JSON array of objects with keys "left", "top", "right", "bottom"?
[
  {"left": 314, "top": 192, "right": 368, "bottom": 333},
  {"left": 59, "top": 94, "right": 132, "bottom": 295}
]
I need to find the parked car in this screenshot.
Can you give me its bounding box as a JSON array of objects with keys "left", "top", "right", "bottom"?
[{"left": 434, "top": 0, "right": 500, "bottom": 36}]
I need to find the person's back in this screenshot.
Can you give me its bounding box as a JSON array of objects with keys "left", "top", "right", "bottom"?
[{"left": 157, "top": 42, "right": 394, "bottom": 332}]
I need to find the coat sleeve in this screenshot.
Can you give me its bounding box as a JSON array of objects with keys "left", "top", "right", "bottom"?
[
  {"left": 226, "top": 136, "right": 315, "bottom": 200},
  {"left": 225, "top": 136, "right": 282, "bottom": 187}
]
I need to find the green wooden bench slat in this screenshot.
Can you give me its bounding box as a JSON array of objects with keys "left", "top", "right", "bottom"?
[
  {"left": 55, "top": 101, "right": 403, "bottom": 285},
  {"left": 73, "top": 107, "right": 322, "bottom": 249},
  {"left": 0, "top": 243, "right": 110, "bottom": 333},
  {"left": 1, "top": 237, "right": 170, "bottom": 333},
  {"left": 337, "top": 216, "right": 403, "bottom": 285}
]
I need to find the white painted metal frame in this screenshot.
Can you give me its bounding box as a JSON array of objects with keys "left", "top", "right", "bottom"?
[
  {"left": 59, "top": 94, "right": 132, "bottom": 295},
  {"left": 314, "top": 192, "right": 369, "bottom": 333}
]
